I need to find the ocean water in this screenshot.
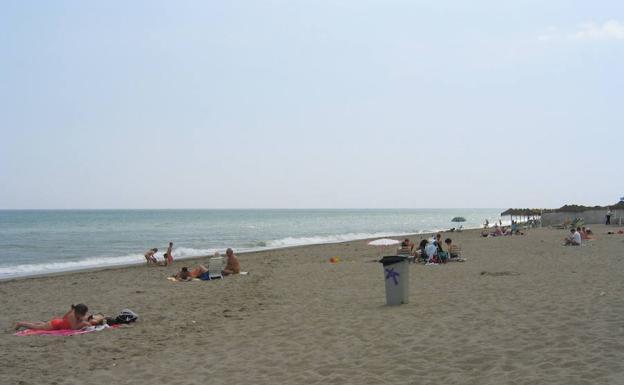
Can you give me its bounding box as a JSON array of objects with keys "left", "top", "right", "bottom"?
[{"left": 0, "top": 209, "right": 504, "bottom": 279}]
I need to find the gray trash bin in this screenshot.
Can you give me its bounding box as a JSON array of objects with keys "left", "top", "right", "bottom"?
[{"left": 379, "top": 255, "right": 409, "bottom": 305}]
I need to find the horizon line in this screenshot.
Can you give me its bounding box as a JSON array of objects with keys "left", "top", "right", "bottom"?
[{"left": 0, "top": 207, "right": 508, "bottom": 211}]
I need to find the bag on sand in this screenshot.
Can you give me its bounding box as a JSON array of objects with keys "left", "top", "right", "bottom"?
[{"left": 106, "top": 309, "right": 139, "bottom": 325}]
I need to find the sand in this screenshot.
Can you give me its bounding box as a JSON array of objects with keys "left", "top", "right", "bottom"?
[{"left": 1, "top": 226, "right": 624, "bottom": 385}]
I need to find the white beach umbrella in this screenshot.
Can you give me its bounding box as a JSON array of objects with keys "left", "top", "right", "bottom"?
[
  {"left": 368, "top": 238, "right": 401, "bottom": 258},
  {"left": 368, "top": 238, "right": 401, "bottom": 246}
]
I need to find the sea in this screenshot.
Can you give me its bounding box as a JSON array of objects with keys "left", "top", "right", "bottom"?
[{"left": 0, "top": 209, "right": 505, "bottom": 280}]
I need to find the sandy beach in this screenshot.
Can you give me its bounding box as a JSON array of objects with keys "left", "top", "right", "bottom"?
[{"left": 1, "top": 226, "right": 623, "bottom": 385}]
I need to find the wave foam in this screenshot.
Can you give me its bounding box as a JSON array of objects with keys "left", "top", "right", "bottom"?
[
  {"left": 264, "top": 231, "right": 419, "bottom": 248},
  {"left": 0, "top": 247, "right": 218, "bottom": 280}
]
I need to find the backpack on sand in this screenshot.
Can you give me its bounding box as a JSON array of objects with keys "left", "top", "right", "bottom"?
[{"left": 106, "top": 309, "right": 139, "bottom": 325}]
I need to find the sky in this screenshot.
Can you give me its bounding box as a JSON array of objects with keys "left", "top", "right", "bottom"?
[{"left": 0, "top": 0, "right": 623, "bottom": 209}]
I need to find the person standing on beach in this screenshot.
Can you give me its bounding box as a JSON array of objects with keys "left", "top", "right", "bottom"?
[
  {"left": 606, "top": 208, "right": 612, "bottom": 225},
  {"left": 165, "top": 242, "right": 174, "bottom": 265}
]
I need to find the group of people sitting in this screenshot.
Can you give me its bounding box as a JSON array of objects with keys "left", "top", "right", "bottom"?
[
  {"left": 396, "top": 233, "right": 464, "bottom": 264},
  {"left": 173, "top": 248, "right": 240, "bottom": 281},
  {"left": 481, "top": 221, "right": 524, "bottom": 237},
  {"left": 564, "top": 226, "right": 594, "bottom": 246},
  {"left": 145, "top": 242, "right": 242, "bottom": 281}
]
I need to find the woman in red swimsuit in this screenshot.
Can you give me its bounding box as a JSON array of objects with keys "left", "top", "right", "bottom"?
[{"left": 16, "top": 304, "right": 91, "bottom": 331}]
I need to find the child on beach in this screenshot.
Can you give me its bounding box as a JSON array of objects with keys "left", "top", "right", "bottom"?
[
  {"left": 16, "top": 304, "right": 92, "bottom": 330},
  {"left": 164, "top": 242, "right": 174, "bottom": 266},
  {"left": 144, "top": 248, "right": 158, "bottom": 264}
]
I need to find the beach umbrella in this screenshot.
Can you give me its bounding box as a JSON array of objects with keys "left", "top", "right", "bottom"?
[
  {"left": 368, "top": 238, "right": 401, "bottom": 246},
  {"left": 451, "top": 217, "right": 466, "bottom": 223},
  {"left": 368, "top": 238, "right": 400, "bottom": 258}
]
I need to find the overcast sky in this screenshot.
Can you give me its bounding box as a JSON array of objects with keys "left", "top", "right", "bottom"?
[{"left": 1, "top": 0, "right": 622, "bottom": 209}]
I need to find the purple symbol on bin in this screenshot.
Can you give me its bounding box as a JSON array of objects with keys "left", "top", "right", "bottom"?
[{"left": 385, "top": 268, "right": 400, "bottom": 285}]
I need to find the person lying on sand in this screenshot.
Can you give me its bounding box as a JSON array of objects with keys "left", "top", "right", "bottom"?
[
  {"left": 173, "top": 265, "right": 208, "bottom": 281},
  {"left": 16, "top": 304, "right": 92, "bottom": 331},
  {"left": 144, "top": 248, "right": 158, "bottom": 264},
  {"left": 223, "top": 248, "right": 240, "bottom": 275}
]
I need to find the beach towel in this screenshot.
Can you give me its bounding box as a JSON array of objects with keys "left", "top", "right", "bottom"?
[
  {"left": 15, "top": 324, "right": 118, "bottom": 337},
  {"left": 167, "top": 277, "right": 200, "bottom": 282},
  {"left": 167, "top": 272, "right": 248, "bottom": 282}
]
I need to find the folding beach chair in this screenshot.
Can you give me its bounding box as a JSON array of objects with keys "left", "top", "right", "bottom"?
[{"left": 207, "top": 256, "right": 225, "bottom": 280}]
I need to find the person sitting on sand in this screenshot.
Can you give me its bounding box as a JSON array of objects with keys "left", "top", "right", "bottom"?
[
  {"left": 424, "top": 241, "right": 440, "bottom": 263},
  {"left": 223, "top": 248, "right": 240, "bottom": 275},
  {"left": 580, "top": 227, "right": 589, "bottom": 240},
  {"left": 403, "top": 238, "right": 415, "bottom": 252},
  {"left": 585, "top": 227, "right": 596, "bottom": 239},
  {"left": 564, "top": 228, "right": 582, "bottom": 246},
  {"left": 480, "top": 230, "right": 489, "bottom": 238},
  {"left": 16, "top": 304, "right": 92, "bottom": 331},
  {"left": 434, "top": 233, "right": 444, "bottom": 253},
  {"left": 492, "top": 225, "right": 503, "bottom": 237},
  {"left": 174, "top": 265, "right": 208, "bottom": 281},
  {"left": 397, "top": 240, "right": 413, "bottom": 256},
  {"left": 416, "top": 239, "right": 428, "bottom": 262},
  {"left": 433, "top": 233, "right": 449, "bottom": 262},
  {"left": 144, "top": 248, "right": 158, "bottom": 264},
  {"left": 444, "top": 238, "right": 463, "bottom": 261}
]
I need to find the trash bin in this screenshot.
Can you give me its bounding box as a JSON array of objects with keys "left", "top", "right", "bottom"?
[{"left": 379, "top": 255, "right": 409, "bottom": 305}]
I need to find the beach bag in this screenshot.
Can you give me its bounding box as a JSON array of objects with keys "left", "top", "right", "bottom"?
[{"left": 106, "top": 309, "right": 139, "bottom": 325}]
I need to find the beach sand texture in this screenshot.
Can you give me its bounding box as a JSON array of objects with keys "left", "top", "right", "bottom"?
[{"left": 1, "top": 226, "right": 623, "bottom": 385}]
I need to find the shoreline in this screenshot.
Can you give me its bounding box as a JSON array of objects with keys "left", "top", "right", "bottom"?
[
  {"left": 0, "top": 227, "right": 483, "bottom": 283},
  {"left": 2, "top": 224, "right": 622, "bottom": 384}
]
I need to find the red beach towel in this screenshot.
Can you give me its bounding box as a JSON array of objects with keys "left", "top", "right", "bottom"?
[{"left": 15, "top": 324, "right": 120, "bottom": 336}]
